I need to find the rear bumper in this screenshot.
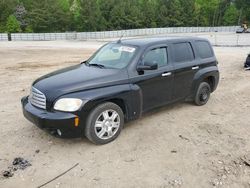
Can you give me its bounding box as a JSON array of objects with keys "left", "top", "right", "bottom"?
[{"left": 21, "top": 96, "right": 83, "bottom": 138}]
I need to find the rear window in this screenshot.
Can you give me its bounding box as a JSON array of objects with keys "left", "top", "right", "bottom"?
[
  {"left": 195, "top": 41, "right": 213, "bottom": 59},
  {"left": 173, "top": 42, "right": 194, "bottom": 62}
]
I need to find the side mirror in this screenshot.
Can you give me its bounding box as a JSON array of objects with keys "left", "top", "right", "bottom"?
[{"left": 137, "top": 62, "right": 158, "bottom": 71}]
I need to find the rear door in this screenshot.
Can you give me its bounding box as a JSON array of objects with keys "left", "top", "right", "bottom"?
[{"left": 170, "top": 42, "right": 199, "bottom": 100}]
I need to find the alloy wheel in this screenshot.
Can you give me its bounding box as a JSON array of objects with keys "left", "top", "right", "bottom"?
[{"left": 94, "top": 110, "right": 120, "bottom": 140}]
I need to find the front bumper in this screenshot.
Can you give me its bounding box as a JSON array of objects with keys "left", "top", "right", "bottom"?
[{"left": 21, "top": 96, "right": 83, "bottom": 138}]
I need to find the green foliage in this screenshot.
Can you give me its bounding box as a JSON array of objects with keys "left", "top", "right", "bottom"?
[
  {"left": 0, "top": 25, "right": 5, "bottom": 32},
  {"left": 6, "top": 14, "right": 21, "bottom": 33},
  {"left": 58, "top": 0, "right": 70, "bottom": 11},
  {"left": 195, "top": 0, "right": 220, "bottom": 26},
  {"left": 0, "top": 0, "right": 17, "bottom": 31},
  {"left": 25, "top": 25, "right": 33, "bottom": 32},
  {"left": 223, "top": 4, "right": 239, "bottom": 25},
  {"left": 0, "top": 0, "right": 249, "bottom": 33},
  {"left": 77, "top": 0, "right": 104, "bottom": 31},
  {"left": 27, "top": 0, "right": 70, "bottom": 32},
  {"left": 235, "top": 0, "right": 250, "bottom": 23},
  {"left": 157, "top": 0, "right": 184, "bottom": 27}
]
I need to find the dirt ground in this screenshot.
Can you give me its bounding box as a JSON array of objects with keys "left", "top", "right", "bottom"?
[{"left": 0, "top": 41, "right": 250, "bottom": 188}]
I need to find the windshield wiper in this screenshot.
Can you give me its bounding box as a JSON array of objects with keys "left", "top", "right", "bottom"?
[{"left": 87, "top": 63, "right": 106, "bottom": 69}]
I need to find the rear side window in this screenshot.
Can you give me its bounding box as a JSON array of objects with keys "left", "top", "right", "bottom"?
[
  {"left": 173, "top": 42, "right": 194, "bottom": 62},
  {"left": 195, "top": 41, "right": 213, "bottom": 59}
]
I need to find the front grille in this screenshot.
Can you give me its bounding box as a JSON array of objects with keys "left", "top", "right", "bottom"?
[{"left": 29, "top": 87, "right": 46, "bottom": 109}]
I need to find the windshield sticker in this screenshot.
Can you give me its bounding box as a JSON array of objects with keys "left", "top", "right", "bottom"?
[{"left": 120, "top": 46, "right": 136, "bottom": 53}]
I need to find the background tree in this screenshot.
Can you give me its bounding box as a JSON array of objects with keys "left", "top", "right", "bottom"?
[
  {"left": 77, "top": 0, "right": 105, "bottom": 31},
  {"left": 223, "top": 4, "right": 239, "bottom": 25},
  {"left": 0, "top": 0, "right": 249, "bottom": 33},
  {"left": 140, "top": 0, "right": 157, "bottom": 28},
  {"left": 0, "top": 0, "right": 17, "bottom": 32},
  {"left": 14, "top": 3, "right": 27, "bottom": 31},
  {"left": 235, "top": 0, "right": 250, "bottom": 24},
  {"left": 6, "top": 14, "right": 21, "bottom": 33},
  {"left": 27, "top": 0, "right": 70, "bottom": 32}
]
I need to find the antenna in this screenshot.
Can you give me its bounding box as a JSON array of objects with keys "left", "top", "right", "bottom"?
[{"left": 117, "top": 31, "right": 126, "bottom": 43}]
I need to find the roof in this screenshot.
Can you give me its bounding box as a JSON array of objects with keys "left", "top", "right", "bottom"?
[{"left": 120, "top": 36, "right": 204, "bottom": 47}]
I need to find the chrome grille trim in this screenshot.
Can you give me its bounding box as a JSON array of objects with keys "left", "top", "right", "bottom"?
[{"left": 29, "top": 87, "right": 46, "bottom": 109}]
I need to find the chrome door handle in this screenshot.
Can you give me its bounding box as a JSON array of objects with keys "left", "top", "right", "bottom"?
[
  {"left": 162, "top": 72, "right": 172, "bottom": 77},
  {"left": 192, "top": 66, "right": 199, "bottom": 70}
]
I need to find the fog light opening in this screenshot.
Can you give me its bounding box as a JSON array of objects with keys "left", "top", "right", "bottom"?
[{"left": 57, "top": 129, "right": 62, "bottom": 136}]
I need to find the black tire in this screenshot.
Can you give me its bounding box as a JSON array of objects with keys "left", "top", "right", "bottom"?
[
  {"left": 85, "top": 102, "right": 124, "bottom": 145},
  {"left": 194, "top": 82, "right": 211, "bottom": 106}
]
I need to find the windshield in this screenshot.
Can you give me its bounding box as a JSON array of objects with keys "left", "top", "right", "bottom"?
[{"left": 87, "top": 43, "right": 137, "bottom": 69}]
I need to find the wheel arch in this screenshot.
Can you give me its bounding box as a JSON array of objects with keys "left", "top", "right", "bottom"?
[
  {"left": 192, "top": 66, "right": 219, "bottom": 96},
  {"left": 103, "top": 98, "right": 128, "bottom": 121},
  {"left": 83, "top": 97, "right": 130, "bottom": 121},
  {"left": 203, "top": 76, "right": 216, "bottom": 92}
]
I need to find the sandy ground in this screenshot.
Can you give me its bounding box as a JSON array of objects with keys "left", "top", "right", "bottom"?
[{"left": 0, "top": 41, "right": 250, "bottom": 188}]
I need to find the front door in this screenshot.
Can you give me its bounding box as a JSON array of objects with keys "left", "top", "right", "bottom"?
[{"left": 132, "top": 45, "right": 174, "bottom": 112}]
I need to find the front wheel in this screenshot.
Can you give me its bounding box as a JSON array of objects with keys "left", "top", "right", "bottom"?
[
  {"left": 194, "top": 82, "right": 211, "bottom": 106},
  {"left": 85, "top": 102, "right": 124, "bottom": 145}
]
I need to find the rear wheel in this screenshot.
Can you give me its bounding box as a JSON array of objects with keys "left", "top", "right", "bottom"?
[
  {"left": 85, "top": 102, "right": 124, "bottom": 145},
  {"left": 194, "top": 82, "right": 211, "bottom": 106}
]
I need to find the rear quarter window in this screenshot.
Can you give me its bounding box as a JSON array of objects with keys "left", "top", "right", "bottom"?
[
  {"left": 173, "top": 42, "right": 194, "bottom": 62},
  {"left": 195, "top": 41, "right": 214, "bottom": 59}
]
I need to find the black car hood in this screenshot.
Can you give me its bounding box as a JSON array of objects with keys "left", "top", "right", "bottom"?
[{"left": 33, "top": 64, "right": 129, "bottom": 101}]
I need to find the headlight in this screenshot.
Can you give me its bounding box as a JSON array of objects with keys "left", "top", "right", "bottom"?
[{"left": 54, "top": 98, "right": 84, "bottom": 112}]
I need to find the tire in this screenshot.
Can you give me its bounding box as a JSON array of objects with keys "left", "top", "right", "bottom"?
[
  {"left": 194, "top": 82, "right": 211, "bottom": 106},
  {"left": 85, "top": 102, "right": 124, "bottom": 145}
]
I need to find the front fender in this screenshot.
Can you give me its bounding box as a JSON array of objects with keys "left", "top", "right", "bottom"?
[{"left": 60, "top": 84, "right": 142, "bottom": 121}]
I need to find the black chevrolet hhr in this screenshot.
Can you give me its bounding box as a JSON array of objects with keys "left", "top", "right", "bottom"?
[{"left": 22, "top": 37, "right": 219, "bottom": 145}]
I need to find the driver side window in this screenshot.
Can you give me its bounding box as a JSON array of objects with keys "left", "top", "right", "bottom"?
[{"left": 143, "top": 47, "right": 168, "bottom": 68}]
